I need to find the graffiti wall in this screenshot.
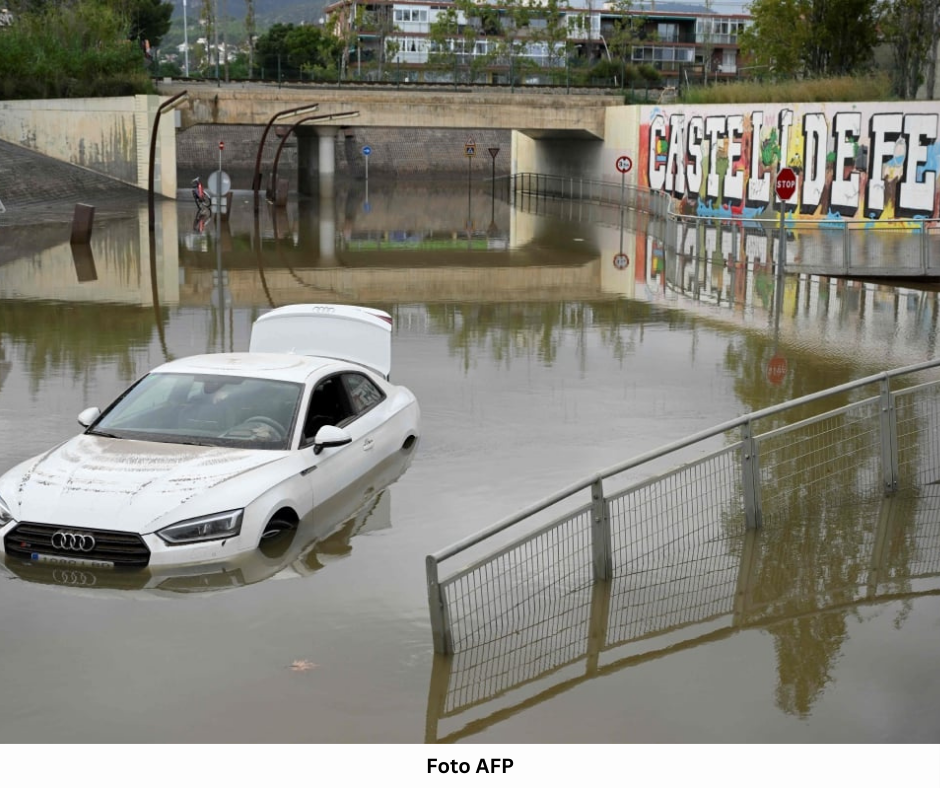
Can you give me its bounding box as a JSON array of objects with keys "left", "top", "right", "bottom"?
[{"left": 637, "top": 102, "right": 940, "bottom": 221}]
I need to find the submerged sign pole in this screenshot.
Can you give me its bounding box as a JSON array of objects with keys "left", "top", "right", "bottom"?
[
  {"left": 615, "top": 155, "right": 633, "bottom": 255},
  {"left": 775, "top": 166, "right": 796, "bottom": 279}
]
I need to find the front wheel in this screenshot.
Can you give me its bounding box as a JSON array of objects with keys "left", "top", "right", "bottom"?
[{"left": 259, "top": 516, "right": 297, "bottom": 559}]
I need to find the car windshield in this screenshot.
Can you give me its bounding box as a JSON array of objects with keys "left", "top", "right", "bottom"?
[{"left": 90, "top": 373, "right": 303, "bottom": 450}]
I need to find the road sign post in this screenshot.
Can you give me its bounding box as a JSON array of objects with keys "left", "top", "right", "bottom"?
[
  {"left": 775, "top": 166, "right": 796, "bottom": 278},
  {"left": 466, "top": 137, "right": 476, "bottom": 229},
  {"left": 615, "top": 155, "right": 632, "bottom": 255},
  {"left": 362, "top": 144, "right": 371, "bottom": 182}
]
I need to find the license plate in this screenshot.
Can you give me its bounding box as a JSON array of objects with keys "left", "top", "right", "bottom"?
[{"left": 31, "top": 553, "right": 114, "bottom": 569}]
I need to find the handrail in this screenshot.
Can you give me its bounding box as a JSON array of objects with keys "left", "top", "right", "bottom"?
[{"left": 429, "top": 357, "right": 940, "bottom": 565}]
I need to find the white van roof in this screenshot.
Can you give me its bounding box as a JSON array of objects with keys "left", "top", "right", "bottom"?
[{"left": 248, "top": 304, "right": 393, "bottom": 378}]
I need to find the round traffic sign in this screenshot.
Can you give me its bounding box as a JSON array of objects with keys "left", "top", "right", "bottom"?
[
  {"left": 219, "top": 141, "right": 224, "bottom": 151},
  {"left": 767, "top": 353, "right": 788, "bottom": 386},
  {"left": 613, "top": 253, "right": 630, "bottom": 270},
  {"left": 362, "top": 145, "right": 372, "bottom": 156},
  {"left": 616, "top": 155, "right": 633, "bottom": 174},
  {"left": 776, "top": 167, "right": 797, "bottom": 200},
  {"left": 206, "top": 170, "right": 231, "bottom": 196}
]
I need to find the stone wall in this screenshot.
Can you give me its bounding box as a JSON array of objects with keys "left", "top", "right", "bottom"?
[{"left": 177, "top": 124, "right": 512, "bottom": 187}]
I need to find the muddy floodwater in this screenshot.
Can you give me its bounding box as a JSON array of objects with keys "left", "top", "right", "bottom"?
[{"left": 0, "top": 179, "right": 938, "bottom": 743}]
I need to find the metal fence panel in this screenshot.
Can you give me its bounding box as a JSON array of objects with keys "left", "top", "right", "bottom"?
[
  {"left": 755, "top": 398, "right": 884, "bottom": 521},
  {"left": 440, "top": 506, "right": 594, "bottom": 653},
  {"left": 895, "top": 383, "right": 940, "bottom": 488},
  {"left": 606, "top": 446, "right": 744, "bottom": 644}
]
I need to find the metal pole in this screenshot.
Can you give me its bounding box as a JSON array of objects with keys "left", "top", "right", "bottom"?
[
  {"left": 741, "top": 419, "right": 762, "bottom": 530},
  {"left": 182, "top": 0, "right": 189, "bottom": 77},
  {"left": 590, "top": 477, "right": 612, "bottom": 580},
  {"left": 619, "top": 169, "right": 626, "bottom": 255},
  {"left": 148, "top": 90, "right": 187, "bottom": 233},
  {"left": 467, "top": 152, "right": 471, "bottom": 230},
  {"left": 426, "top": 556, "right": 450, "bottom": 654},
  {"left": 213, "top": 0, "right": 220, "bottom": 86},
  {"left": 879, "top": 376, "right": 899, "bottom": 494}
]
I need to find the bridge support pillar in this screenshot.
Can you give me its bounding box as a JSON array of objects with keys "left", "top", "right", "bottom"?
[{"left": 297, "top": 125, "right": 339, "bottom": 198}]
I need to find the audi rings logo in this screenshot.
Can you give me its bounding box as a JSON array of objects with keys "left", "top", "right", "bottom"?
[
  {"left": 51, "top": 530, "right": 96, "bottom": 552},
  {"left": 52, "top": 569, "right": 97, "bottom": 587}
]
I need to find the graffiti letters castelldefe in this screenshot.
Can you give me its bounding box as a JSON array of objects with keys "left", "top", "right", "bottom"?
[{"left": 639, "top": 103, "right": 940, "bottom": 222}]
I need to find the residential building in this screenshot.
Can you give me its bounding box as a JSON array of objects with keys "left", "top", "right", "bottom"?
[{"left": 321, "top": 0, "right": 752, "bottom": 84}]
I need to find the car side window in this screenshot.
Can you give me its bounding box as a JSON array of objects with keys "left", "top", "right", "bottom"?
[
  {"left": 301, "top": 375, "right": 355, "bottom": 445},
  {"left": 343, "top": 373, "right": 385, "bottom": 415}
]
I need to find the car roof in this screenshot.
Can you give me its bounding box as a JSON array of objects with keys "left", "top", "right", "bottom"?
[{"left": 151, "top": 353, "right": 339, "bottom": 383}]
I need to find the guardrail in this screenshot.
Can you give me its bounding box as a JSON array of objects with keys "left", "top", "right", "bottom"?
[
  {"left": 512, "top": 172, "right": 672, "bottom": 217},
  {"left": 512, "top": 173, "right": 940, "bottom": 278},
  {"left": 426, "top": 359, "right": 940, "bottom": 654},
  {"left": 426, "top": 488, "right": 940, "bottom": 741}
]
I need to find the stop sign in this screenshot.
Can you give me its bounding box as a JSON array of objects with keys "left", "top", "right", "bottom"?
[
  {"left": 776, "top": 167, "right": 797, "bottom": 201},
  {"left": 767, "top": 353, "right": 788, "bottom": 386}
]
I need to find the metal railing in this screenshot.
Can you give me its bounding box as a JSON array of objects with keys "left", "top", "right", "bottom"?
[
  {"left": 665, "top": 213, "right": 940, "bottom": 278},
  {"left": 425, "top": 487, "right": 940, "bottom": 741},
  {"left": 512, "top": 172, "right": 673, "bottom": 217},
  {"left": 512, "top": 173, "right": 940, "bottom": 277},
  {"left": 426, "top": 359, "right": 940, "bottom": 654}
]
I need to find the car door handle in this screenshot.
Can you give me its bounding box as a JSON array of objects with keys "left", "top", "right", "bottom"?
[{"left": 363, "top": 438, "right": 374, "bottom": 451}]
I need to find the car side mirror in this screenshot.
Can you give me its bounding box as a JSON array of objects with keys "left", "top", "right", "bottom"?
[
  {"left": 77, "top": 407, "right": 101, "bottom": 428},
  {"left": 313, "top": 425, "right": 353, "bottom": 455}
]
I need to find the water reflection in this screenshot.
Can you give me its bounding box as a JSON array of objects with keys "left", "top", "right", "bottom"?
[
  {"left": 0, "top": 448, "right": 413, "bottom": 596},
  {"left": 425, "top": 490, "right": 940, "bottom": 742}
]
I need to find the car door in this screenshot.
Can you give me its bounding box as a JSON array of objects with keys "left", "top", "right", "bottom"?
[{"left": 298, "top": 371, "right": 389, "bottom": 505}]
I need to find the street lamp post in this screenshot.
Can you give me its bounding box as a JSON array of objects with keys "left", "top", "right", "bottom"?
[
  {"left": 183, "top": 0, "right": 189, "bottom": 77},
  {"left": 251, "top": 103, "right": 322, "bottom": 211},
  {"left": 148, "top": 90, "right": 188, "bottom": 232}
]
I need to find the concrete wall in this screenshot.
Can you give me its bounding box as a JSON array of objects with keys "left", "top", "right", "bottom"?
[
  {"left": 0, "top": 95, "right": 177, "bottom": 198},
  {"left": 623, "top": 101, "right": 940, "bottom": 221}
]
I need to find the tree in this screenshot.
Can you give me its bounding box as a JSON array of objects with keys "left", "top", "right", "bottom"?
[
  {"left": 0, "top": 0, "right": 152, "bottom": 99},
  {"left": 879, "top": 0, "right": 940, "bottom": 98},
  {"left": 606, "top": 0, "right": 644, "bottom": 84},
  {"left": 427, "top": 6, "right": 460, "bottom": 80},
  {"left": 117, "top": 0, "right": 174, "bottom": 50},
  {"left": 535, "top": 0, "right": 568, "bottom": 76},
  {"left": 740, "top": 0, "right": 878, "bottom": 79},
  {"left": 254, "top": 23, "right": 341, "bottom": 80}
]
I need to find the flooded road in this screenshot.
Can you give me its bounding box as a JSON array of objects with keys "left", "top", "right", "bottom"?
[{"left": 0, "top": 179, "right": 938, "bottom": 743}]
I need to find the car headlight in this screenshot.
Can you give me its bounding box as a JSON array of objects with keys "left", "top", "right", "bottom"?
[
  {"left": 0, "top": 495, "right": 14, "bottom": 528},
  {"left": 157, "top": 510, "right": 243, "bottom": 545}
]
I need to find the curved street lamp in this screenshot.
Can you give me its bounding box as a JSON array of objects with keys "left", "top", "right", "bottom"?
[
  {"left": 148, "top": 90, "right": 188, "bottom": 232},
  {"left": 252, "top": 103, "right": 321, "bottom": 211}
]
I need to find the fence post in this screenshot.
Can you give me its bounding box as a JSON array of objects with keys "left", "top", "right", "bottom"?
[
  {"left": 590, "top": 477, "right": 612, "bottom": 580},
  {"left": 921, "top": 220, "right": 929, "bottom": 275},
  {"left": 843, "top": 220, "right": 850, "bottom": 274},
  {"left": 879, "top": 376, "right": 899, "bottom": 494},
  {"left": 741, "top": 419, "right": 763, "bottom": 530},
  {"left": 426, "top": 555, "right": 451, "bottom": 654}
]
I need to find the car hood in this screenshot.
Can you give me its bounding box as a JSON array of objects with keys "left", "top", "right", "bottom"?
[{"left": 2, "top": 434, "right": 285, "bottom": 533}]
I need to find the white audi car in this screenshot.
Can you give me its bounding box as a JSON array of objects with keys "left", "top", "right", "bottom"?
[{"left": 0, "top": 304, "right": 420, "bottom": 570}]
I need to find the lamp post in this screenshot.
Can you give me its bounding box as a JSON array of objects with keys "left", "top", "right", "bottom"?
[
  {"left": 148, "top": 90, "right": 188, "bottom": 232},
  {"left": 182, "top": 0, "right": 189, "bottom": 77},
  {"left": 267, "top": 111, "right": 360, "bottom": 204},
  {"left": 213, "top": 0, "right": 220, "bottom": 85},
  {"left": 252, "top": 103, "right": 321, "bottom": 211}
]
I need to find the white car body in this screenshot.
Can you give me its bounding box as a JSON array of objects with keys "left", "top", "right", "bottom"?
[{"left": 0, "top": 305, "right": 420, "bottom": 570}]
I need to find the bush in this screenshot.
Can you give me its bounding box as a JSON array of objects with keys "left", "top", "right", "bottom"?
[
  {"left": 0, "top": 0, "right": 154, "bottom": 99},
  {"left": 679, "top": 73, "right": 895, "bottom": 104}
]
